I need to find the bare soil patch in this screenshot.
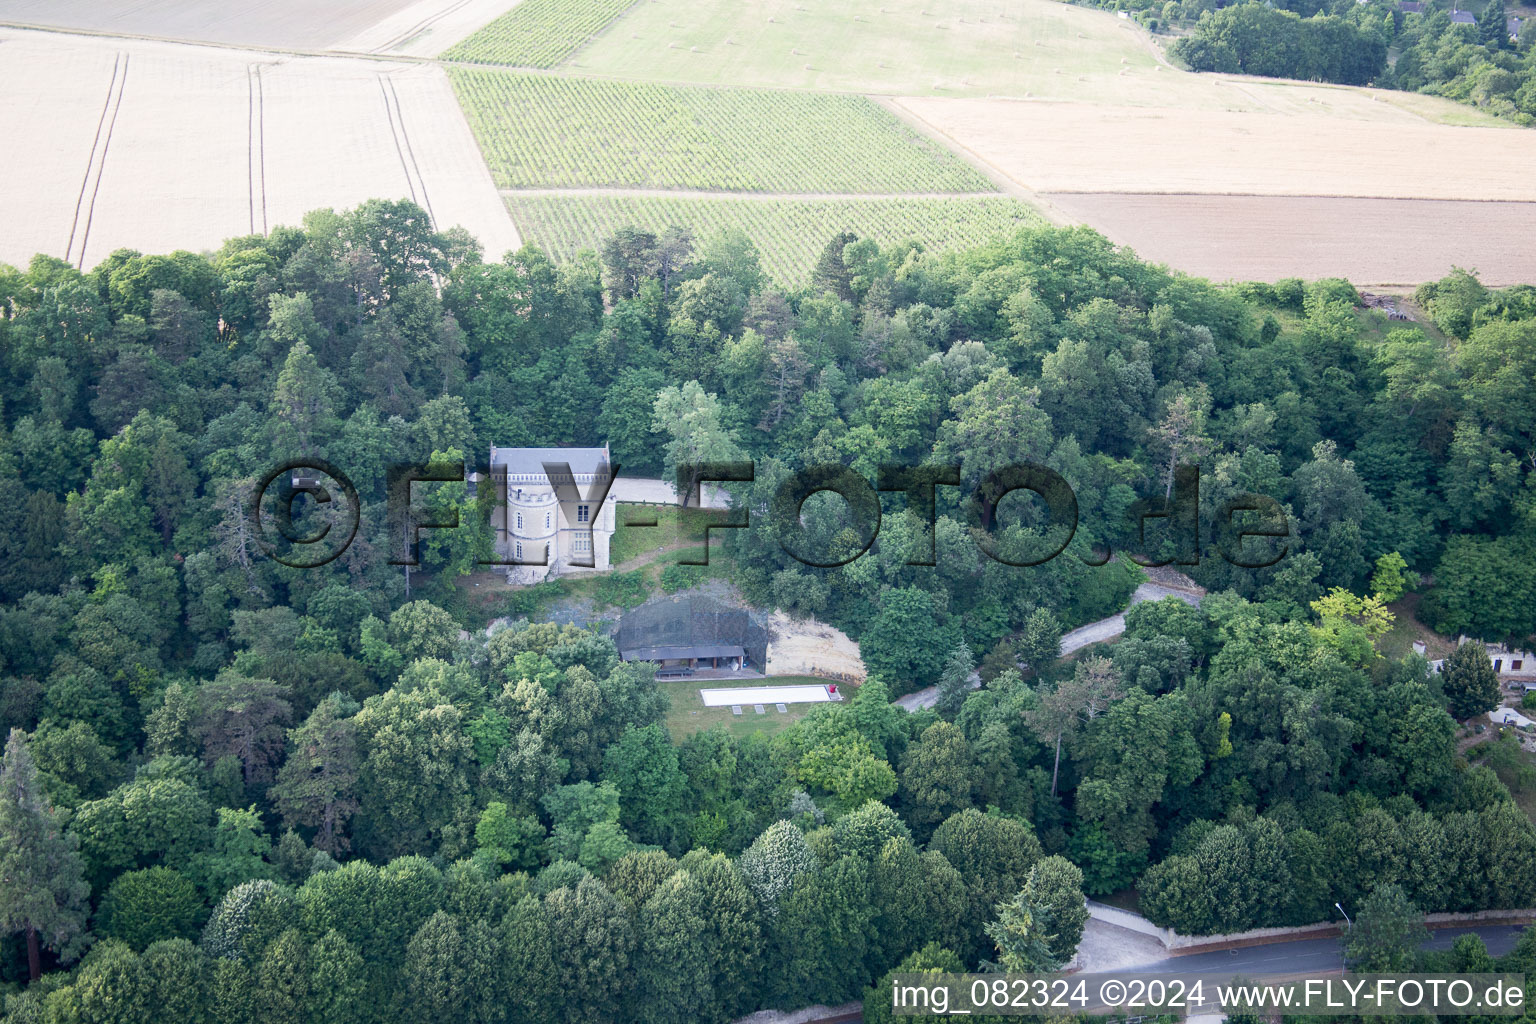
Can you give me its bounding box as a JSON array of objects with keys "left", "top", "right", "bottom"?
[
  {"left": 764, "top": 612, "right": 866, "bottom": 682},
  {"left": 1042, "top": 193, "right": 1536, "bottom": 287},
  {"left": 895, "top": 98, "right": 1536, "bottom": 200}
]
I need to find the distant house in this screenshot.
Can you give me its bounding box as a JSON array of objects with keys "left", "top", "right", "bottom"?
[
  {"left": 617, "top": 595, "right": 768, "bottom": 676},
  {"left": 1429, "top": 638, "right": 1536, "bottom": 679},
  {"left": 1450, "top": 8, "right": 1477, "bottom": 25},
  {"left": 1511, "top": 16, "right": 1524, "bottom": 41},
  {"left": 1398, "top": 1, "right": 1424, "bottom": 11}
]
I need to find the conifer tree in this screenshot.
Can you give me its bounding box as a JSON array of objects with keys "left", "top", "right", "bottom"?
[{"left": 0, "top": 728, "right": 90, "bottom": 980}]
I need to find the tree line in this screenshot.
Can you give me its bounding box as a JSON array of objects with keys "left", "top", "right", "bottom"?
[
  {"left": 1149, "top": 0, "right": 1534, "bottom": 124},
  {"left": 2, "top": 200, "right": 1535, "bottom": 1015}
]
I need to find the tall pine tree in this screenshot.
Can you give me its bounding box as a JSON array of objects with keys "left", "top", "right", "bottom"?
[{"left": 0, "top": 728, "right": 90, "bottom": 980}]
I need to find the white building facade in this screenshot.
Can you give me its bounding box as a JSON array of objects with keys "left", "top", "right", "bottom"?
[
  {"left": 1427, "top": 638, "right": 1536, "bottom": 684},
  {"left": 489, "top": 445, "right": 616, "bottom": 584}
]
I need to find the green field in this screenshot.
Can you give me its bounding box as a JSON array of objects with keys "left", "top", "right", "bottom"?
[
  {"left": 450, "top": 69, "right": 994, "bottom": 193},
  {"left": 504, "top": 193, "right": 1042, "bottom": 284},
  {"left": 441, "top": 0, "right": 637, "bottom": 67},
  {"left": 660, "top": 676, "right": 829, "bottom": 740},
  {"left": 611, "top": 504, "right": 683, "bottom": 566},
  {"left": 560, "top": 0, "right": 1159, "bottom": 100}
]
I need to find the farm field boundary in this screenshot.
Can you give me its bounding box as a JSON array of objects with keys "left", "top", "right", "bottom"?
[
  {"left": 1044, "top": 193, "right": 1536, "bottom": 288},
  {"left": 894, "top": 98, "right": 1536, "bottom": 201},
  {"left": 503, "top": 192, "right": 1042, "bottom": 285},
  {"left": 450, "top": 68, "right": 994, "bottom": 193},
  {"left": 0, "top": 0, "right": 431, "bottom": 49},
  {"left": 441, "top": 0, "right": 637, "bottom": 66},
  {"left": 328, "top": 0, "right": 526, "bottom": 56}
]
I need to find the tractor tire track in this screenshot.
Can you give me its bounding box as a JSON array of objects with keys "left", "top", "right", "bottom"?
[
  {"left": 66, "top": 51, "right": 123, "bottom": 268},
  {"left": 369, "top": 0, "right": 473, "bottom": 54},
  {"left": 247, "top": 62, "right": 268, "bottom": 234},
  {"left": 69, "top": 51, "right": 128, "bottom": 268},
  {"left": 379, "top": 71, "right": 436, "bottom": 226}
]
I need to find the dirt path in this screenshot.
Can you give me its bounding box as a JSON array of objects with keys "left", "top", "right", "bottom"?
[
  {"left": 894, "top": 581, "right": 1204, "bottom": 711},
  {"left": 612, "top": 539, "right": 690, "bottom": 573}
]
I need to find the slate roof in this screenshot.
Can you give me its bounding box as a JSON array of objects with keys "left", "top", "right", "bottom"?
[{"left": 490, "top": 446, "right": 611, "bottom": 480}]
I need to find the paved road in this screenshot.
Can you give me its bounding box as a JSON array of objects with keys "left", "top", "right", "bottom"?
[
  {"left": 895, "top": 582, "right": 1203, "bottom": 710},
  {"left": 1121, "top": 925, "right": 1527, "bottom": 976}
]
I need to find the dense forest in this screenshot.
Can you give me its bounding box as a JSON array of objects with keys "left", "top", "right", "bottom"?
[
  {"left": 2, "top": 200, "right": 1536, "bottom": 1022},
  {"left": 1109, "top": 0, "right": 1536, "bottom": 124}
]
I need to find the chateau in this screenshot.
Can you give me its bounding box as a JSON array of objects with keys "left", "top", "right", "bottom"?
[{"left": 489, "top": 445, "right": 616, "bottom": 584}]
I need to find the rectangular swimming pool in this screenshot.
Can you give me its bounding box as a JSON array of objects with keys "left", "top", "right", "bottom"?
[{"left": 698, "top": 684, "right": 832, "bottom": 707}]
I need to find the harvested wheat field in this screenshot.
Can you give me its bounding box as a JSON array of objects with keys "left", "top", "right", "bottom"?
[
  {"left": 1045, "top": 193, "right": 1536, "bottom": 287},
  {"left": 0, "top": 29, "right": 519, "bottom": 270},
  {"left": 895, "top": 98, "right": 1536, "bottom": 200},
  {"left": 764, "top": 612, "right": 866, "bottom": 683}
]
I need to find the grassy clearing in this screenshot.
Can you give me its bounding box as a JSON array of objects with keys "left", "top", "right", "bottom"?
[
  {"left": 562, "top": 0, "right": 1157, "bottom": 100},
  {"left": 504, "top": 192, "right": 1042, "bottom": 284},
  {"left": 441, "top": 0, "right": 637, "bottom": 67},
  {"left": 660, "top": 675, "right": 829, "bottom": 741},
  {"left": 451, "top": 69, "right": 993, "bottom": 193},
  {"left": 611, "top": 503, "right": 683, "bottom": 566},
  {"left": 1379, "top": 592, "right": 1456, "bottom": 663}
]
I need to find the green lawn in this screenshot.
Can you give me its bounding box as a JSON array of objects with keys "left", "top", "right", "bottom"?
[
  {"left": 560, "top": 0, "right": 1161, "bottom": 100},
  {"left": 451, "top": 69, "right": 992, "bottom": 193},
  {"left": 504, "top": 192, "right": 1042, "bottom": 285},
  {"left": 610, "top": 503, "right": 682, "bottom": 566},
  {"left": 660, "top": 675, "right": 831, "bottom": 741},
  {"left": 1378, "top": 592, "right": 1455, "bottom": 663}
]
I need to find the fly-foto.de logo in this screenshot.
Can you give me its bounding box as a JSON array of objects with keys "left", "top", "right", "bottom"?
[{"left": 248, "top": 459, "right": 1290, "bottom": 571}]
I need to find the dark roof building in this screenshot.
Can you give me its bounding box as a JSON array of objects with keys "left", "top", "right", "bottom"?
[
  {"left": 618, "top": 595, "right": 769, "bottom": 671},
  {"left": 1450, "top": 8, "right": 1476, "bottom": 24},
  {"left": 489, "top": 445, "right": 611, "bottom": 483},
  {"left": 1398, "top": 2, "right": 1424, "bottom": 12},
  {"left": 1511, "top": 16, "right": 1524, "bottom": 39}
]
